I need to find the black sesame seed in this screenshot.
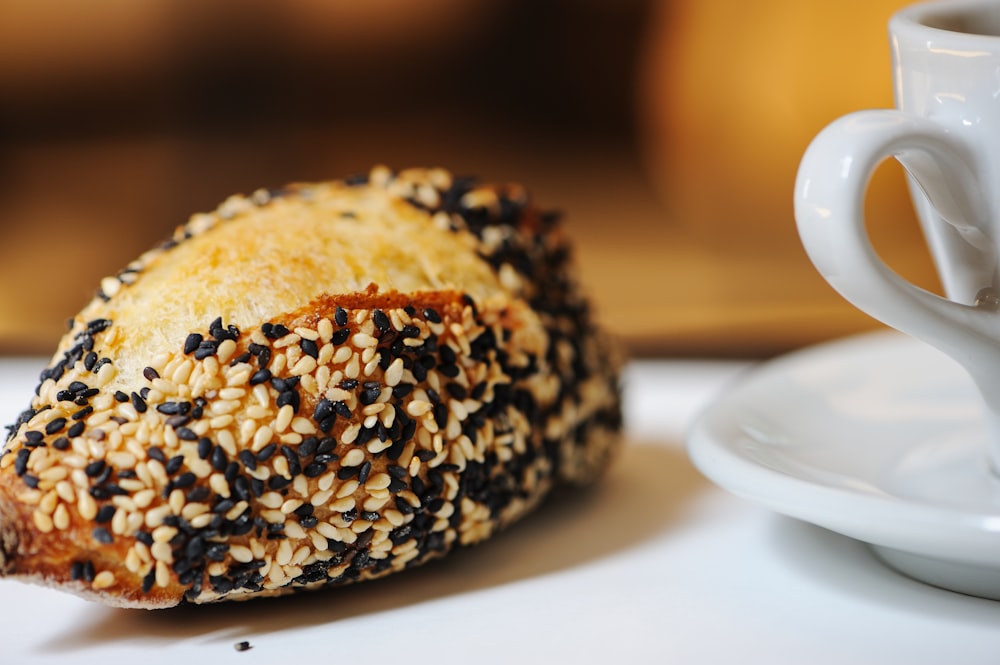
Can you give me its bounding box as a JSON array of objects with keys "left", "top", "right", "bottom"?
[
  {"left": 187, "top": 486, "right": 210, "bottom": 502},
  {"left": 70, "top": 561, "right": 85, "bottom": 581},
  {"left": 165, "top": 455, "right": 185, "bottom": 475},
  {"left": 194, "top": 340, "right": 219, "bottom": 360},
  {"left": 92, "top": 527, "right": 113, "bottom": 544},
  {"left": 372, "top": 310, "right": 390, "bottom": 333},
  {"left": 299, "top": 515, "right": 319, "bottom": 528},
  {"left": 249, "top": 369, "right": 271, "bottom": 385},
  {"left": 84, "top": 460, "right": 106, "bottom": 478},
  {"left": 392, "top": 383, "right": 414, "bottom": 399},
  {"left": 67, "top": 421, "right": 85, "bottom": 437},
  {"left": 268, "top": 475, "right": 291, "bottom": 490},
  {"left": 388, "top": 477, "right": 407, "bottom": 493},
  {"left": 317, "top": 437, "right": 337, "bottom": 454},
  {"left": 360, "top": 386, "right": 381, "bottom": 405},
  {"left": 276, "top": 390, "right": 300, "bottom": 412},
  {"left": 333, "top": 401, "right": 352, "bottom": 418},
  {"left": 87, "top": 318, "right": 113, "bottom": 335},
  {"left": 22, "top": 474, "right": 39, "bottom": 488},
  {"left": 299, "top": 437, "right": 318, "bottom": 457},
  {"left": 225, "top": 461, "right": 240, "bottom": 482},
  {"left": 52, "top": 437, "right": 70, "bottom": 451},
  {"left": 198, "top": 437, "right": 212, "bottom": 459},
  {"left": 239, "top": 450, "right": 257, "bottom": 471},
  {"left": 148, "top": 446, "right": 166, "bottom": 463},
  {"left": 249, "top": 477, "right": 265, "bottom": 497},
  {"left": 255, "top": 443, "right": 277, "bottom": 462},
  {"left": 175, "top": 426, "right": 198, "bottom": 441},
  {"left": 300, "top": 338, "right": 319, "bottom": 359},
  {"left": 206, "top": 543, "right": 229, "bottom": 561},
  {"left": 156, "top": 401, "right": 191, "bottom": 416},
  {"left": 423, "top": 307, "right": 442, "bottom": 323},
  {"left": 340, "top": 378, "right": 359, "bottom": 390},
  {"left": 183, "top": 333, "right": 203, "bottom": 355},
  {"left": 304, "top": 462, "right": 327, "bottom": 478},
  {"left": 280, "top": 445, "right": 301, "bottom": 476},
  {"left": 113, "top": 390, "right": 128, "bottom": 403},
  {"left": 95, "top": 505, "right": 116, "bottom": 523},
  {"left": 233, "top": 476, "right": 251, "bottom": 502},
  {"left": 141, "top": 568, "right": 156, "bottom": 594},
  {"left": 334, "top": 306, "right": 348, "bottom": 327},
  {"left": 174, "top": 472, "right": 197, "bottom": 488},
  {"left": 357, "top": 461, "right": 372, "bottom": 484},
  {"left": 331, "top": 328, "right": 350, "bottom": 345},
  {"left": 72, "top": 405, "right": 93, "bottom": 421},
  {"left": 211, "top": 446, "right": 228, "bottom": 471},
  {"left": 83, "top": 351, "right": 97, "bottom": 371},
  {"left": 131, "top": 391, "right": 147, "bottom": 413},
  {"left": 143, "top": 367, "right": 159, "bottom": 381}
]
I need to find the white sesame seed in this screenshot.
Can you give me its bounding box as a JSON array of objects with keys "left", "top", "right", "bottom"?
[
  {"left": 406, "top": 400, "right": 433, "bottom": 417},
  {"left": 317, "top": 318, "right": 334, "bottom": 342},
  {"left": 92, "top": 570, "right": 116, "bottom": 591},
  {"left": 151, "top": 542, "right": 173, "bottom": 563},
  {"left": 285, "top": 521, "right": 307, "bottom": 540},
  {"left": 216, "top": 339, "right": 238, "bottom": 364},
  {"left": 210, "top": 473, "right": 231, "bottom": 498},
  {"left": 226, "top": 501, "right": 249, "bottom": 522},
  {"left": 317, "top": 471, "right": 336, "bottom": 492},
  {"left": 218, "top": 387, "right": 246, "bottom": 400},
  {"left": 111, "top": 509, "right": 129, "bottom": 535},
  {"left": 340, "top": 448, "right": 365, "bottom": 467},
  {"left": 32, "top": 510, "right": 54, "bottom": 533},
  {"left": 156, "top": 560, "right": 171, "bottom": 588},
  {"left": 315, "top": 521, "right": 339, "bottom": 539},
  {"left": 275, "top": 540, "right": 293, "bottom": 566},
  {"left": 290, "top": 417, "right": 317, "bottom": 435},
  {"left": 55, "top": 481, "right": 75, "bottom": 503},
  {"left": 78, "top": 490, "right": 98, "bottom": 520},
  {"left": 259, "top": 491, "right": 283, "bottom": 509},
  {"left": 341, "top": 423, "right": 360, "bottom": 445},
  {"left": 245, "top": 405, "right": 271, "bottom": 420},
  {"left": 274, "top": 404, "right": 294, "bottom": 433},
  {"left": 230, "top": 545, "right": 253, "bottom": 563},
  {"left": 336, "top": 479, "right": 359, "bottom": 498},
  {"left": 332, "top": 346, "right": 353, "bottom": 364}
]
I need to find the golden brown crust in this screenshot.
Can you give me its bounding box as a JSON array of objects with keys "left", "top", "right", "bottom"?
[{"left": 0, "top": 166, "right": 622, "bottom": 608}]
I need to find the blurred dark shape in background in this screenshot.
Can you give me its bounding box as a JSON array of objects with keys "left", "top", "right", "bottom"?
[{"left": 0, "top": 0, "right": 934, "bottom": 357}]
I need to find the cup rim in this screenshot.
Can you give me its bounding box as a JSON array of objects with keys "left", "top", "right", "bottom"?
[{"left": 893, "top": 0, "right": 1000, "bottom": 46}]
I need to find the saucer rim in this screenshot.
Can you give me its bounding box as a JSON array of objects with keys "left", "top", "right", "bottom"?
[{"left": 686, "top": 329, "right": 1000, "bottom": 568}]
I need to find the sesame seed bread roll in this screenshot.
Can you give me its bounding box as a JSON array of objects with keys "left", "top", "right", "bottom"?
[{"left": 0, "top": 166, "right": 622, "bottom": 608}]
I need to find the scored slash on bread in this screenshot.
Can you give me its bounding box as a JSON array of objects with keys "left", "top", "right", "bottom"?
[{"left": 0, "top": 165, "right": 622, "bottom": 608}]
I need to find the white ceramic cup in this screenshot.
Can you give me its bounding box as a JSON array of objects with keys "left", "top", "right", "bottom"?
[{"left": 795, "top": 0, "right": 1000, "bottom": 471}]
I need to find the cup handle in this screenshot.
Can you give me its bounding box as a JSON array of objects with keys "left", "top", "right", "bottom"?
[{"left": 794, "top": 109, "right": 999, "bottom": 367}]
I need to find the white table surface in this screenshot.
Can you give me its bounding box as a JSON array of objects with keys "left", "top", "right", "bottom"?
[{"left": 1, "top": 355, "right": 998, "bottom": 664}]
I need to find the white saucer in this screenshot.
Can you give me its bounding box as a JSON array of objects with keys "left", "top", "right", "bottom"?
[{"left": 687, "top": 330, "right": 1000, "bottom": 599}]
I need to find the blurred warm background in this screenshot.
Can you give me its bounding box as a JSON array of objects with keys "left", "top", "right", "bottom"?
[{"left": 0, "top": 0, "right": 938, "bottom": 358}]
